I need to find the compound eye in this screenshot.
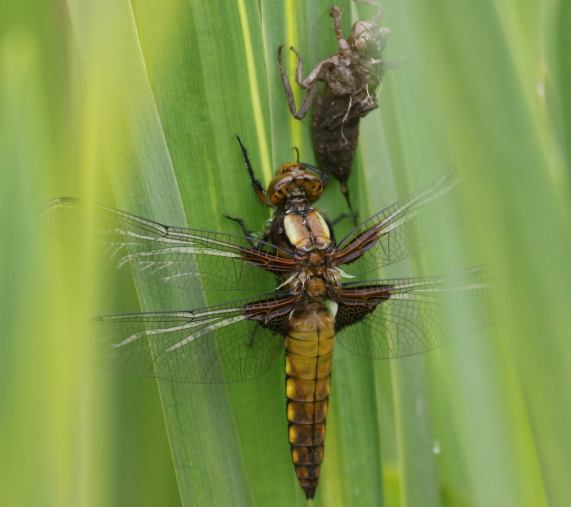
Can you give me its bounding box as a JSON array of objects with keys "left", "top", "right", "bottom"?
[
  {"left": 271, "top": 187, "right": 288, "bottom": 205},
  {"left": 269, "top": 174, "right": 295, "bottom": 205},
  {"left": 304, "top": 180, "right": 323, "bottom": 201}
]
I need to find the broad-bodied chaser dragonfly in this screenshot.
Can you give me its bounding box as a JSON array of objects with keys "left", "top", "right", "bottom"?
[{"left": 42, "top": 142, "right": 488, "bottom": 499}]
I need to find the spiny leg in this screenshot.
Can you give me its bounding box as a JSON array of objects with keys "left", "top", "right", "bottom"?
[
  {"left": 339, "top": 181, "right": 359, "bottom": 226},
  {"left": 294, "top": 84, "right": 319, "bottom": 120},
  {"left": 290, "top": 46, "right": 306, "bottom": 88},
  {"left": 329, "top": 213, "right": 352, "bottom": 228},
  {"left": 289, "top": 46, "right": 322, "bottom": 118},
  {"left": 330, "top": 5, "right": 344, "bottom": 43},
  {"left": 278, "top": 46, "right": 319, "bottom": 120},
  {"left": 223, "top": 214, "right": 261, "bottom": 249},
  {"left": 235, "top": 136, "right": 271, "bottom": 207},
  {"left": 293, "top": 46, "right": 338, "bottom": 91}
]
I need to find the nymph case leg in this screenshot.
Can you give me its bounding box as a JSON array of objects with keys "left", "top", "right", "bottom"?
[
  {"left": 278, "top": 46, "right": 316, "bottom": 120},
  {"left": 278, "top": 46, "right": 336, "bottom": 120}
]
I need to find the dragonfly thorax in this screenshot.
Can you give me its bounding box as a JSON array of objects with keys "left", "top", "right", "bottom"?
[
  {"left": 283, "top": 210, "right": 332, "bottom": 250},
  {"left": 282, "top": 250, "right": 343, "bottom": 298},
  {"left": 285, "top": 270, "right": 341, "bottom": 299}
]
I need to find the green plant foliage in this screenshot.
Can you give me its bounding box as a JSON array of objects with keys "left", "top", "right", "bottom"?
[{"left": 1, "top": 0, "right": 570, "bottom": 506}]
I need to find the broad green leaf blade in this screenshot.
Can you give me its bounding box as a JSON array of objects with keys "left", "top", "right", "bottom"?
[
  {"left": 67, "top": 0, "right": 257, "bottom": 505},
  {"left": 372, "top": 0, "right": 570, "bottom": 506}
]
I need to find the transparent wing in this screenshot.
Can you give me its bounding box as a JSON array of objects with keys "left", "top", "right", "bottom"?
[
  {"left": 41, "top": 198, "right": 296, "bottom": 292},
  {"left": 94, "top": 294, "right": 296, "bottom": 383},
  {"left": 335, "top": 267, "right": 491, "bottom": 359},
  {"left": 334, "top": 174, "right": 458, "bottom": 278}
]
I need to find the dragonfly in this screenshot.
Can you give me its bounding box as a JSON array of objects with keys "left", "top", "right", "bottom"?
[
  {"left": 278, "top": 1, "right": 390, "bottom": 221},
  {"left": 42, "top": 142, "right": 488, "bottom": 500}
]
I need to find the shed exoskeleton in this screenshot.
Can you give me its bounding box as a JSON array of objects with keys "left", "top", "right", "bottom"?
[{"left": 278, "top": 1, "right": 390, "bottom": 222}]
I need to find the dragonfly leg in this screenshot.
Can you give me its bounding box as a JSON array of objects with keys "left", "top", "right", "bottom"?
[
  {"left": 330, "top": 206, "right": 359, "bottom": 228},
  {"left": 223, "top": 215, "right": 264, "bottom": 249},
  {"left": 235, "top": 136, "right": 272, "bottom": 207}
]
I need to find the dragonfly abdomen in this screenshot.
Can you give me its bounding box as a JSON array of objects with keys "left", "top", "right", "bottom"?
[{"left": 285, "top": 304, "right": 335, "bottom": 499}]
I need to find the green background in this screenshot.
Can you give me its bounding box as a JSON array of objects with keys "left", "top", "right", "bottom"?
[{"left": 1, "top": 0, "right": 570, "bottom": 506}]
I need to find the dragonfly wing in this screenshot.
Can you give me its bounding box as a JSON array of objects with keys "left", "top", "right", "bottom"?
[
  {"left": 334, "top": 267, "right": 491, "bottom": 359},
  {"left": 94, "top": 294, "right": 296, "bottom": 383},
  {"left": 41, "top": 198, "right": 296, "bottom": 292},
  {"left": 334, "top": 174, "right": 458, "bottom": 278}
]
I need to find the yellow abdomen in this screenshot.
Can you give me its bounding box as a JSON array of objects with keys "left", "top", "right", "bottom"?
[{"left": 285, "top": 304, "right": 335, "bottom": 499}]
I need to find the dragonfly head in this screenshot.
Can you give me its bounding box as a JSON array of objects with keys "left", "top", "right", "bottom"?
[
  {"left": 268, "top": 163, "right": 327, "bottom": 206},
  {"left": 350, "top": 21, "right": 390, "bottom": 58}
]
